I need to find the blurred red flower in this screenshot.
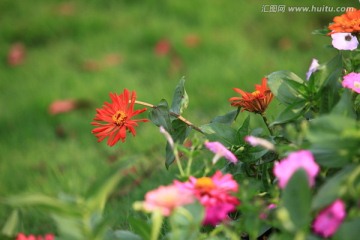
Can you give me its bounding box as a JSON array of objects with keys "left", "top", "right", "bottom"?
[
  {"left": 49, "top": 99, "right": 77, "bottom": 115},
  {"left": 7, "top": 43, "right": 25, "bottom": 66},
  {"left": 154, "top": 39, "right": 171, "bottom": 56},
  {"left": 91, "top": 89, "right": 148, "bottom": 146},
  {"left": 229, "top": 77, "right": 273, "bottom": 114},
  {"left": 16, "top": 233, "right": 55, "bottom": 240}
]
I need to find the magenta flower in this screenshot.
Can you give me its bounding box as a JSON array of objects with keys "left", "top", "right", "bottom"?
[
  {"left": 331, "top": 33, "right": 359, "bottom": 51},
  {"left": 175, "top": 171, "right": 240, "bottom": 225},
  {"left": 204, "top": 141, "right": 238, "bottom": 164},
  {"left": 342, "top": 72, "right": 360, "bottom": 93},
  {"left": 313, "top": 199, "right": 346, "bottom": 238},
  {"left": 142, "top": 185, "right": 194, "bottom": 216},
  {"left": 306, "top": 58, "right": 320, "bottom": 80},
  {"left": 273, "top": 150, "right": 320, "bottom": 189},
  {"left": 259, "top": 203, "right": 276, "bottom": 220},
  {"left": 245, "top": 136, "right": 275, "bottom": 151}
]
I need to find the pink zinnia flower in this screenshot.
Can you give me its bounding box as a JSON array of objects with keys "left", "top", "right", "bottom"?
[
  {"left": 313, "top": 199, "right": 346, "bottom": 238},
  {"left": 331, "top": 33, "right": 359, "bottom": 51},
  {"left": 342, "top": 72, "right": 360, "bottom": 93},
  {"left": 273, "top": 150, "right": 320, "bottom": 189},
  {"left": 142, "top": 185, "right": 194, "bottom": 216},
  {"left": 204, "top": 141, "right": 238, "bottom": 164},
  {"left": 175, "top": 171, "right": 240, "bottom": 226}
]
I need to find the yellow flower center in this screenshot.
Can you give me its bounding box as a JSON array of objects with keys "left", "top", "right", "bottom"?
[
  {"left": 195, "top": 177, "right": 215, "bottom": 192},
  {"left": 252, "top": 90, "right": 261, "bottom": 97},
  {"left": 354, "top": 81, "right": 360, "bottom": 88},
  {"left": 112, "top": 110, "right": 127, "bottom": 126}
]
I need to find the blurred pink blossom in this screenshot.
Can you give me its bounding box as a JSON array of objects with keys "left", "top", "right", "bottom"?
[
  {"left": 154, "top": 39, "right": 171, "bottom": 56},
  {"left": 7, "top": 43, "right": 25, "bottom": 66},
  {"left": 259, "top": 203, "right": 276, "bottom": 220},
  {"left": 143, "top": 185, "right": 194, "bottom": 216},
  {"left": 204, "top": 141, "right": 238, "bottom": 164},
  {"left": 312, "top": 199, "right": 346, "bottom": 238},
  {"left": 273, "top": 150, "right": 319, "bottom": 189},
  {"left": 49, "top": 99, "right": 77, "bottom": 115},
  {"left": 331, "top": 33, "right": 358, "bottom": 51},
  {"left": 16, "top": 233, "right": 55, "bottom": 240},
  {"left": 342, "top": 72, "right": 360, "bottom": 93},
  {"left": 245, "top": 136, "right": 275, "bottom": 151},
  {"left": 175, "top": 171, "right": 240, "bottom": 225}
]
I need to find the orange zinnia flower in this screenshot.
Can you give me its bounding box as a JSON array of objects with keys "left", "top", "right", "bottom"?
[
  {"left": 229, "top": 77, "right": 273, "bottom": 114},
  {"left": 91, "top": 89, "right": 148, "bottom": 146},
  {"left": 328, "top": 8, "right": 360, "bottom": 34}
]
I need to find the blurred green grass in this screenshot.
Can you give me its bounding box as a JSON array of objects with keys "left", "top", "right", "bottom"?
[{"left": 0, "top": 0, "right": 357, "bottom": 234}]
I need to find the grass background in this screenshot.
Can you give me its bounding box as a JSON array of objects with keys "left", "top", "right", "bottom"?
[{"left": 0, "top": 0, "right": 358, "bottom": 235}]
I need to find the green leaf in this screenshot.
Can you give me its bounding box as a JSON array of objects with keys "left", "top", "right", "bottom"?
[
  {"left": 165, "top": 119, "right": 191, "bottom": 168},
  {"left": 331, "top": 89, "right": 356, "bottom": 118},
  {"left": 52, "top": 214, "right": 84, "bottom": 240},
  {"left": 1, "top": 210, "right": 18, "bottom": 237},
  {"left": 129, "top": 217, "right": 152, "bottom": 240},
  {"left": 271, "top": 101, "right": 307, "bottom": 126},
  {"left": 307, "top": 115, "right": 360, "bottom": 167},
  {"left": 312, "top": 165, "right": 354, "bottom": 210},
  {"left": 86, "top": 167, "right": 124, "bottom": 213},
  {"left": 170, "top": 77, "right": 189, "bottom": 115},
  {"left": 282, "top": 169, "right": 312, "bottom": 231},
  {"left": 149, "top": 99, "right": 172, "bottom": 131},
  {"left": 211, "top": 109, "right": 239, "bottom": 125},
  {"left": 169, "top": 202, "right": 204, "bottom": 240},
  {"left": 2, "top": 194, "right": 80, "bottom": 216},
  {"left": 267, "top": 71, "right": 306, "bottom": 105},
  {"left": 237, "top": 115, "right": 250, "bottom": 142},
  {"left": 151, "top": 211, "right": 163, "bottom": 240},
  {"left": 200, "top": 122, "right": 239, "bottom": 147},
  {"left": 112, "top": 230, "right": 142, "bottom": 240},
  {"left": 312, "top": 54, "right": 342, "bottom": 91},
  {"left": 334, "top": 218, "right": 360, "bottom": 240}
]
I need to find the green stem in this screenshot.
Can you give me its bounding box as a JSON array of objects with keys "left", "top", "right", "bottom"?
[
  {"left": 174, "top": 147, "right": 185, "bottom": 177},
  {"left": 135, "top": 100, "right": 204, "bottom": 133},
  {"left": 261, "top": 113, "right": 274, "bottom": 136}
]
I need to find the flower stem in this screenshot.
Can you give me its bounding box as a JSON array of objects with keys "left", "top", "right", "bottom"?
[
  {"left": 135, "top": 100, "right": 204, "bottom": 133},
  {"left": 261, "top": 113, "right": 274, "bottom": 136}
]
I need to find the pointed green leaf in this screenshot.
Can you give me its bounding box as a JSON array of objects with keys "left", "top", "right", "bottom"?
[
  {"left": 165, "top": 119, "right": 191, "bottom": 168},
  {"left": 211, "top": 110, "right": 239, "bottom": 125},
  {"left": 149, "top": 99, "right": 172, "bottom": 132},
  {"left": 170, "top": 77, "right": 189, "bottom": 115},
  {"left": 312, "top": 165, "right": 354, "bottom": 210},
  {"left": 271, "top": 101, "right": 307, "bottom": 126},
  {"left": 200, "top": 122, "right": 239, "bottom": 147},
  {"left": 86, "top": 167, "right": 124, "bottom": 212},
  {"left": 331, "top": 89, "right": 356, "bottom": 118},
  {"left": 1, "top": 210, "right": 18, "bottom": 237},
  {"left": 282, "top": 169, "right": 311, "bottom": 231},
  {"left": 237, "top": 115, "right": 250, "bottom": 141},
  {"left": 267, "top": 71, "right": 306, "bottom": 105},
  {"left": 334, "top": 218, "right": 360, "bottom": 240},
  {"left": 129, "top": 217, "right": 152, "bottom": 240},
  {"left": 112, "top": 230, "right": 142, "bottom": 240},
  {"left": 313, "top": 54, "right": 342, "bottom": 91}
]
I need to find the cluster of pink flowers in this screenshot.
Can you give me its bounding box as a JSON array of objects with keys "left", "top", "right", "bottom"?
[
  {"left": 272, "top": 150, "right": 347, "bottom": 237},
  {"left": 16, "top": 233, "right": 55, "bottom": 240},
  {"left": 140, "top": 171, "right": 240, "bottom": 226}
]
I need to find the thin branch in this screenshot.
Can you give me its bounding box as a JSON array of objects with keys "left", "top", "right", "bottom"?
[{"left": 135, "top": 100, "right": 203, "bottom": 134}]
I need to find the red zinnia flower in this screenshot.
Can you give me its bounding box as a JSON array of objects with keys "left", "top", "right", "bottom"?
[
  {"left": 229, "top": 77, "right": 273, "bottom": 114},
  {"left": 91, "top": 89, "right": 148, "bottom": 146}
]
